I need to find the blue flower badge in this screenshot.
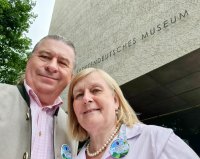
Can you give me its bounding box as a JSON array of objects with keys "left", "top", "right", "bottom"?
[
  {"left": 61, "top": 144, "right": 72, "bottom": 159},
  {"left": 110, "top": 138, "right": 129, "bottom": 158}
]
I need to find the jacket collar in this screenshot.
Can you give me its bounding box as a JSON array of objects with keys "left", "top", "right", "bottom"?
[
  {"left": 17, "top": 83, "right": 30, "bottom": 107},
  {"left": 17, "top": 83, "right": 60, "bottom": 116},
  {"left": 126, "top": 123, "right": 143, "bottom": 139}
]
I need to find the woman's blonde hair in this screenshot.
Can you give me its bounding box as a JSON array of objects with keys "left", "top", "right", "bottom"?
[{"left": 68, "top": 68, "right": 140, "bottom": 141}]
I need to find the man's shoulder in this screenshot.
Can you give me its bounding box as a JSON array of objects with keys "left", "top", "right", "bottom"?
[
  {"left": 58, "top": 107, "right": 67, "bottom": 115},
  {"left": 57, "top": 107, "right": 67, "bottom": 120},
  {"left": 0, "top": 83, "right": 11, "bottom": 86},
  {"left": 0, "top": 83, "right": 18, "bottom": 92}
]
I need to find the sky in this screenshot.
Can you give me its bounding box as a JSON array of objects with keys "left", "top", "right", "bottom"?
[{"left": 26, "top": 0, "right": 55, "bottom": 48}]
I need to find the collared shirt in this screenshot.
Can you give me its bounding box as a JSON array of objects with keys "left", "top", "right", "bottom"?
[
  {"left": 76, "top": 123, "right": 199, "bottom": 159},
  {"left": 24, "top": 81, "right": 63, "bottom": 159}
]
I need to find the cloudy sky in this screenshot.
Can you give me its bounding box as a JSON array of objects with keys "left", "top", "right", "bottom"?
[{"left": 26, "top": 0, "right": 55, "bottom": 48}]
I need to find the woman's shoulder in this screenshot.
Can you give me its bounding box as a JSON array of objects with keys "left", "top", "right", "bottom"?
[
  {"left": 128, "top": 123, "right": 174, "bottom": 152},
  {"left": 141, "top": 123, "right": 172, "bottom": 132},
  {"left": 126, "top": 123, "right": 173, "bottom": 139}
]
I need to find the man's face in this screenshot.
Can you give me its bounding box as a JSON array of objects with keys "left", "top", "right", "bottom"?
[{"left": 25, "top": 38, "right": 75, "bottom": 101}]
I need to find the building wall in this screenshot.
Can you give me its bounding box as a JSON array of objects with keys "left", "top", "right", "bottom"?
[{"left": 49, "top": 0, "right": 200, "bottom": 110}]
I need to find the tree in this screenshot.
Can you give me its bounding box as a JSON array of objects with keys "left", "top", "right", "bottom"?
[{"left": 0, "top": 0, "right": 36, "bottom": 84}]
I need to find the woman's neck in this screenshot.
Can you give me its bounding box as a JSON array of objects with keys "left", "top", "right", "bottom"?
[{"left": 86, "top": 124, "right": 120, "bottom": 158}]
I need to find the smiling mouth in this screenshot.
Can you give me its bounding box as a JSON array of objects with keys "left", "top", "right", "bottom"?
[
  {"left": 40, "top": 74, "right": 58, "bottom": 80},
  {"left": 84, "top": 109, "right": 100, "bottom": 114}
]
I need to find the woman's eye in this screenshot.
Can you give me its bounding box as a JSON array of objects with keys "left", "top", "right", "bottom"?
[
  {"left": 74, "top": 93, "right": 83, "bottom": 99},
  {"left": 92, "top": 89, "right": 101, "bottom": 94}
]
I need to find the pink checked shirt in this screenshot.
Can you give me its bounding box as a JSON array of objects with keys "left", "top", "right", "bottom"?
[{"left": 24, "top": 81, "right": 63, "bottom": 159}]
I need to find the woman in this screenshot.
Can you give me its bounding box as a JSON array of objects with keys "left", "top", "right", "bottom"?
[{"left": 67, "top": 68, "right": 199, "bottom": 159}]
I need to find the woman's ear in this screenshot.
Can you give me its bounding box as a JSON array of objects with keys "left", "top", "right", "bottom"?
[{"left": 114, "top": 93, "right": 120, "bottom": 109}]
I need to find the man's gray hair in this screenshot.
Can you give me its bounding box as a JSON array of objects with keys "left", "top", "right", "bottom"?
[{"left": 32, "top": 35, "right": 76, "bottom": 54}]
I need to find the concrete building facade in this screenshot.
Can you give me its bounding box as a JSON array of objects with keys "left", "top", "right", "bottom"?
[{"left": 49, "top": 0, "right": 200, "bottom": 155}]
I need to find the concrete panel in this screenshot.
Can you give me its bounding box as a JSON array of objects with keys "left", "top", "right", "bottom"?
[
  {"left": 149, "top": 49, "right": 200, "bottom": 85},
  {"left": 49, "top": 0, "right": 200, "bottom": 86}
]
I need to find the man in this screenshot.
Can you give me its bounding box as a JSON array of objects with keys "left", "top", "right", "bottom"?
[{"left": 0, "top": 35, "right": 78, "bottom": 159}]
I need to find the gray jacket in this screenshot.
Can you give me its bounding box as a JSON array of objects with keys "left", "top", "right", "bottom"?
[{"left": 0, "top": 83, "right": 77, "bottom": 159}]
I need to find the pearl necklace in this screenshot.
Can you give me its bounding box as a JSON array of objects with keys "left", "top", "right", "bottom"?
[{"left": 86, "top": 124, "right": 121, "bottom": 157}]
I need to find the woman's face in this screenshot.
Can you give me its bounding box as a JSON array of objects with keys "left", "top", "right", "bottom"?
[{"left": 72, "top": 72, "right": 119, "bottom": 133}]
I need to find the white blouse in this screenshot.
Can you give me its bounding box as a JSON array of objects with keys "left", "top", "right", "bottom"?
[{"left": 75, "top": 123, "right": 199, "bottom": 159}]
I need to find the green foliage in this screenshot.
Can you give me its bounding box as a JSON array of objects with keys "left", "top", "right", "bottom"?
[{"left": 0, "top": 0, "right": 36, "bottom": 84}]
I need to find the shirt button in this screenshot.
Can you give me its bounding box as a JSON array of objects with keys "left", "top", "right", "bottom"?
[
  {"left": 26, "top": 112, "right": 30, "bottom": 120},
  {"left": 23, "top": 152, "right": 29, "bottom": 159}
]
